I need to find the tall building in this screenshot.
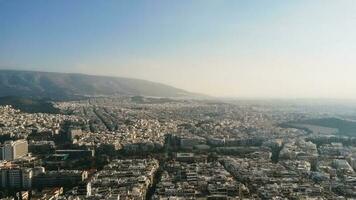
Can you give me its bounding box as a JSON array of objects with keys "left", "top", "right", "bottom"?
[
  {"left": 0, "top": 167, "right": 33, "bottom": 189},
  {"left": 22, "top": 168, "right": 33, "bottom": 189},
  {"left": 8, "top": 168, "right": 22, "bottom": 188},
  {"left": 0, "top": 146, "right": 3, "bottom": 160},
  {"left": 1, "top": 140, "right": 28, "bottom": 161},
  {"left": 33, "top": 170, "right": 88, "bottom": 188}
]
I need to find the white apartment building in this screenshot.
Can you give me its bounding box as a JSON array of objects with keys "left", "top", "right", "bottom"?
[{"left": 1, "top": 140, "right": 28, "bottom": 161}]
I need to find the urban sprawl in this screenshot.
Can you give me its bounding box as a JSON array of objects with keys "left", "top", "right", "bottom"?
[{"left": 1, "top": 97, "right": 356, "bottom": 200}]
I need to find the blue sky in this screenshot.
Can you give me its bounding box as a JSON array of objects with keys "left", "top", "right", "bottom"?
[{"left": 1, "top": 0, "right": 356, "bottom": 98}]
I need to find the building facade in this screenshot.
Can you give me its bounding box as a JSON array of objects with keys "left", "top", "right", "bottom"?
[{"left": 1, "top": 140, "right": 28, "bottom": 161}]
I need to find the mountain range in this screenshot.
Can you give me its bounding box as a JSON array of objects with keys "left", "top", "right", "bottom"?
[{"left": 0, "top": 70, "right": 196, "bottom": 100}]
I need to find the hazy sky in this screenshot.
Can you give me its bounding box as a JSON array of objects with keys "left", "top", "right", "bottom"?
[{"left": 1, "top": 0, "right": 356, "bottom": 98}]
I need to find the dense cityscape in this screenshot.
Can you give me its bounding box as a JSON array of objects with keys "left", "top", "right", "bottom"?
[
  {"left": 1, "top": 97, "right": 356, "bottom": 200},
  {"left": 2, "top": 0, "right": 356, "bottom": 199}
]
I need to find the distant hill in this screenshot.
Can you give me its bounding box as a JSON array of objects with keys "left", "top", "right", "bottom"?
[
  {"left": 0, "top": 70, "right": 196, "bottom": 100},
  {"left": 0, "top": 96, "right": 60, "bottom": 114},
  {"left": 282, "top": 117, "right": 356, "bottom": 137},
  {"left": 300, "top": 117, "right": 356, "bottom": 136}
]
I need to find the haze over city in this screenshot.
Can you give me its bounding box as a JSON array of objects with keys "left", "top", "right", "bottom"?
[
  {"left": 3, "top": 1, "right": 356, "bottom": 200},
  {"left": 1, "top": 0, "right": 356, "bottom": 98}
]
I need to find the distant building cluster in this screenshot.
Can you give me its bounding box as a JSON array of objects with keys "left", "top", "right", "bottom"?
[
  {"left": 60, "top": 159, "right": 159, "bottom": 200},
  {"left": 154, "top": 159, "right": 242, "bottom": 199},
  {"left": 1, "top": 96, "right": 356, "bottom": 199},
  {"left": 0, "top": 105, "right": 80, "bottom": 138}
]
